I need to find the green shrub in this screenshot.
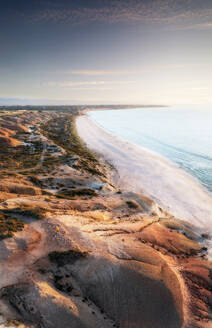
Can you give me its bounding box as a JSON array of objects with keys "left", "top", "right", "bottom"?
[
  {"left": 0, "top": 212, "right": 24, "bottom": 240},
  {"left": 56, "top": 188, "right": 97, "bottom": 199},
  {"left": 41, "top": 115, "right": 105, "bottom": 177},
  {"left": 49, "top": 249, "right": 88, "bottom": 266},
  {"left": 2, "top": 206, "right": 46, "bottom": 220},
  {"left": 126, "top": 200, "right": 138, "bottom": 209}
]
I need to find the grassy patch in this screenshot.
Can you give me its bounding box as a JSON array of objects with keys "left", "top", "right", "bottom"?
[
  {"left": 1, "top": 206, "right": 46, "bottom": 220},
  {"left": 126, "top": 200, "right": 138, "bottom": 209},
  {"left": 18, "top": 207, "right": 46, "bottom": 220},
  {"left": 27, "top": 175, "right": 44, "bottom": 187},
  {"left": 0, "top": 212, "right": 24, "bottom": 240},
  {"left": 49, "top": 249, "right": 88, "bottom": 266},
  {"left": 0, "top": 139, "right": 43, "bottom": 171},
  {"left": 56, "top": 188, "right": 97, "bottom": 199},
  {"left": 41, "top": 115, "right": 106, "bottom": 177},
  {"left": 5, "top": 320, "right": 22, "bottom": 327}
]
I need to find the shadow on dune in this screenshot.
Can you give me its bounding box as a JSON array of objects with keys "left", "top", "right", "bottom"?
[{"left": 72, "top": 256, "right": 182, "bottom": 328}]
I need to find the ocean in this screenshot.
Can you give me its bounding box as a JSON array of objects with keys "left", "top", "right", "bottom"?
[{"left": 90, "top": 105, "right": 212, "bottom": 193}]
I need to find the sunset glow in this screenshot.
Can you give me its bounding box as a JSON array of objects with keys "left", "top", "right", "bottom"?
[{"left": 0, "top": 0, "right": 212, "bottom": 105}]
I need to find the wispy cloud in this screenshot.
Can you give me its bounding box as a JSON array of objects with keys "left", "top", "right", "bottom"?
[
  {"left": 70, "top": 70, "right": 131, "bottom": 76},
  {"left": 63, "top": 87, "right": 113, "bottom": 91},
  {"left": 174, "top": 22, "right": 212, "bottom": 30},
  {"left": 59, "top": 63, "right": 206, "bottom": 77},
  {"left": 19, "top": 0, "right": 212, "bottom": 27},
  {"left": 48, "top": 81, "right": 105, "bottom": 87},
  {"left": 47, "top": 80, "right": 136, "bottom": 87}
]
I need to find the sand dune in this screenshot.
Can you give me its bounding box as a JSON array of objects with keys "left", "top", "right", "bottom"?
[
  {"left": 0, "top": 127, "right": 16, "bottom": 137},
  {"left": 0, "top": 122, "right": 24, "bottom": 147},
  {"left": 0, "top": 136, "right": 22, "bottom": 147}
]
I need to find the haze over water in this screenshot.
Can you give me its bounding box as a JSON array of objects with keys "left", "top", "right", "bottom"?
[{"left": 90, "top": 106, "right": 212, "bottom": 193}]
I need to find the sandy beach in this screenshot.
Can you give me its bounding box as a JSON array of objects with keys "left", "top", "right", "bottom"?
[{"left": 76, "top": 114, "right": 212, "bottom": 231}]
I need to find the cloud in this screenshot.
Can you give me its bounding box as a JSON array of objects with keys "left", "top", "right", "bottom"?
[
  {"left": 57, "top": 63, "right": 201, "bottom": 77},
  {"left": 47, "top": 80, "right": 136, "bottom": 87},
  {"left": 64, "top": 87, "right": 113, "bottom": 91},
  {"left": 70, "top": 70, "right": 131, "bottom": 76},
  {"left": 174, "top": 22, "right": 212, "bottom": 30},
  {"left": 21, "top": 0, "right": 212, "bottom": 27},
  {"left": 48, "top": 81, "right": 105, "bottom": 87},
  {"left": 48, "top": 63, "right": 207, "bottom": 84}
]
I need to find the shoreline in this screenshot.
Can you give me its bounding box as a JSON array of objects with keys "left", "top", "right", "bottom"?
[
  {"left": 89, "top": 110, "right": 212, "bottom": 198},
  {"left": 76, "top": 113, "right": 212, "bottom": 231}
]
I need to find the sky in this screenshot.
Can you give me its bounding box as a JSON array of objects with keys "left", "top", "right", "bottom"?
[{"left": 0, "top": 0, "right": 212, "bottom": 105}]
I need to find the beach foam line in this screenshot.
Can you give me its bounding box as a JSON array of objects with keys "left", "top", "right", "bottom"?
[{"left": 76, "top": 114, "right": 212, "bottom": 232}]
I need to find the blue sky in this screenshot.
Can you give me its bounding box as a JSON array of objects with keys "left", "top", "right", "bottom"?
[{"left": 0, "top": 0, "right": 212, "bottom": 105}]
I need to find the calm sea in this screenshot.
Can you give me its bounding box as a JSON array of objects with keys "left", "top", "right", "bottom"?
[{"left": 90, "top": 106, "right": 212, "bottom": 193}]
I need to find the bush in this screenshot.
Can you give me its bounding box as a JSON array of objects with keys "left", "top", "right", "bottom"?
[
  {"left": 2, "top": 206, "right": 46, "bottom": 220},
  {"left": 56, "top": 188, "right": 97, "bottom": 199},
  {"left": 126, "top": 200, "right": 138, "bottom": 209},
  {"left": 41, "top": 115, "right": 105, "bottom": 177},
  {"left": 0, "top": 212, "right": 24, "bottom": 240},
  {"left": 49, "top": 249, "right": 88, "bottom": 266}
]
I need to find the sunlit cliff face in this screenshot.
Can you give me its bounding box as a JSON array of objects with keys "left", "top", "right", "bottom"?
[{"left": 0, "top": 0, "right": 212, "bottom": 105}]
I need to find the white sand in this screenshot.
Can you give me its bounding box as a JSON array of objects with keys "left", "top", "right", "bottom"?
[{"left": 76, "top": 114, "right": 212, "bottom": 230}]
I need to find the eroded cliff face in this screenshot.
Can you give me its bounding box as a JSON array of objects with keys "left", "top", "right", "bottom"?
[{"left": 0, "top": 111, "right": 211, "bottom": 328}]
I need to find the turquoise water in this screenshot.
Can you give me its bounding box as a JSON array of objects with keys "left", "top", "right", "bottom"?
[{"left": 90, "top": 106, "right": 212, "bottom": 192}]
